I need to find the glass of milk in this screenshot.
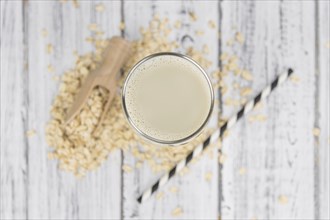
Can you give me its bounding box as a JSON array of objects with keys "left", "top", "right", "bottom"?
[{"left": 122, "top": 52, "right": 214, "bottom": 145}]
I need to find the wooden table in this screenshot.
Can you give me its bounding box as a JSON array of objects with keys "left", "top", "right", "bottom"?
[{"left": 1, "top": 1, "right": 329, "bottom": 219}]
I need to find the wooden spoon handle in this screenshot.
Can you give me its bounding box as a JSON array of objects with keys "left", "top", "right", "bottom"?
[
  {"left": 65, "top": 37, "right": 130, "bottom": 124},
  {"left": 97, "top": 36, "right": 131, "bottom": 78}
]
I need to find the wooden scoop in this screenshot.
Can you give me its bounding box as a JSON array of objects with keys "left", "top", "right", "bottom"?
[{"left": 65, "top": 36, "right": 131, "bottom": 133}]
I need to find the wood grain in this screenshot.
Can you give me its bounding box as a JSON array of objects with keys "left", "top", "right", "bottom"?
[
  {"left": 1, "top": 1, "right": 123, "bottom": 219},
  {"left": 0, "top": 0, "right": 329, "bottom": 219},
  {"left": 121, "top": 1, "right": 221, "bottom": 219},
  {"left": 220, "top": 1, "right": 328, "bottom": 219},
  {"left": 1, "top": 1, "right": 27, "bottom": 219},
  {"left": 316, "top": 1, "right": 330, "bottom": 219}
]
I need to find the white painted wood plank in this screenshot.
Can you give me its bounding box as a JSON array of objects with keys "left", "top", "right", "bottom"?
[
  {"left": 2, "top": 1, "right": 122, "bottom": 219},
  {"left": 122, "top": 1, "right": 220, "bottom": 219},
  {"left": 220, "top": 1, "right": 318, "bottom": 219},
  {"left": 1, "top": 1, "right": 27, "bottom": 219},
  {"left": 316, "top": 1, "right": 330, "bottom": 219},
  {"left": 2, "top": 1, "right": 326, "bottom": 219},
  {"left": 121, "top": 2, "right": 153, "bottom": 219}
]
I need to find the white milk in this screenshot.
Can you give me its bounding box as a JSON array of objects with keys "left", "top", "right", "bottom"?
[{"left": 123, "top": 54, "right": 213, "bottom": 144}]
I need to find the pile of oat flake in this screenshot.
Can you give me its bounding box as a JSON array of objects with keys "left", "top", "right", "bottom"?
[{"left": 46, "top": 16, "right": 247, "bottom": 177}]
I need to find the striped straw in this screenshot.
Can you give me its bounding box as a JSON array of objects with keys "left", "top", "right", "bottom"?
[{"left": 137, "top": 69, "right": 293, "bottom": 203}]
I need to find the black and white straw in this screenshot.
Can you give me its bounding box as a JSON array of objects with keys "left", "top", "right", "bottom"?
[{"left": 137, "top": 69, "right": 293, "bottom": 203}]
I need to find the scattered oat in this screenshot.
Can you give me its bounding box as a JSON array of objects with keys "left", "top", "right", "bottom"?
[
  {"left": 41, "top": 28, "right": 48, "bottom": 38},
  {"left": 313, "top": 127, "right": 320, "bottom": 137},
  {"left": 188, "top": 11, "right": 197, "bottom": 22},
  {"left": 119, "top": 22, "right": 125, "bottom": 30},
  {"left": 233, "top": 82, "right": 240, "bottom": 89},
  {"left": 85, "top": 37, "right": 95, "bottom": 44},
  {"left": 205, "top": 171, "right": 213, "bottom": 182},
  {"left": 223, "top": 130, "right": 230, "bottom": 138},
  {"left": 174, "top": 20, "right": 182, "bottom": 29},
  {"left": 136, "top": 161, "right": 142, "bottom": 169},
  {"left": 47, "top": 152, "right": 57, "bottom": 160},
  {"left": 195, "top": 30, "right": 205, "bottom": 36},
  {"left": 73, "top": 50, "right": 78, "bottom": 57},
  {"left": 211, "top": 70, "right": 221, "bottom": 79},
  {"left": 248, "top": 114, "right": 267, "bottom": 122},
  {"left": 207, "top": 148, "right": 214, "bottom": 159},
  {"left": 254, "top": 102, "right": 264, "bottom": 110},
  {"left": 278, "top": 195, "right": 288, "bottom": 204},
  {"left": 208, "top": 20, "right": 216, "bottom": 29},
  {"left": 219, "top": 86, "right": 228, "bottom": 94},
  {"left": 216, "top": 140, "right": 222, "bottom": 150},
  {"left": 59, "top": 0, "right": 67, "bottom": 3},
  {"left": 228, "top": 63, "right": 238, "bottom": 72},
  {"left": 240, "top": 98, "right": 247, "bottom": 105},
  {"left": 241, "top": 70, "right": 253, "bottom": 81},
  {"left": 47, "top": 64, "right": 55, "bottom": 73},
  {"left": 228, "top": 55, "right": 238, "bottom": 64},
  {"left": 179, "top": 167, "right": 190, "bottom": 176},
  {"left": 72, "top": 0, "right": 79, "bottom": 8},
  {"left": 51, "top": 75, "right": 60, "bottom": 81},
  {"left": 169, "top": 186, "right": 178, "bottom": 193},
  {"left": 171, "top": 207, "right": 183, "bottom": 217},
  {"left": 153, "top": 13, "right": 160, "bottom": 20},
  {"left": 239, "top": 167, "right": 246, "bottom": 175},
  {"left": 95, "top": 3, "right": 105, "bottom": 12},
  {"left": 26, "top": 129, "right": 36, "bottom": 137},
  {"left": 88, "top": 23, "right": 99, "bottom": 32},
  {"left": 75, "top": 171, "right": 86, "bottom": 179},
  {"left": 202, "top": 44, "right": 210, "bottom": 54},
  {"left": 290, "top": 75, "right": 300, "bottom": 83},
  {"left": 122, "top": 164, "right": 133, "bottom": 173},
  {"left": 224, "top": 98, "right": 240, "bottom": 106},
  {"left": 187, "top": 47, "right": 213, "bottom": 68},
  {"left": 240, "top": 87, "right": 252, "bottom": 96},
  {"left": 219, "top": 154, "right": 227, "bottom": 164},
  {"left": 46, "top": 44, "right": 54, "bottom": 54},
  {"left": 220, "top": 52, "right": 229, "bottom": 61},
  {"left": 219, "top": 118, "right": 228, "bottom": 126},
  {"left": 235, "top": 32, "right": 245, "bottom": 44},
  {"left": 226, "top": 39, "right": 234, "bottom": 47},
  {"left": 233, "top": 69, "right": 241, "bottom": 76},
  {"left": 95, "top": 31, "right": 105, "bottom": 38},
  {"left": 156, "top": 191, "right": 164, "bottom": 200}
]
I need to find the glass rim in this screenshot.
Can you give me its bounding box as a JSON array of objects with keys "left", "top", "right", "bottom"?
[{"left": 122, "top": 52, "right": 215, "bottom": 146}]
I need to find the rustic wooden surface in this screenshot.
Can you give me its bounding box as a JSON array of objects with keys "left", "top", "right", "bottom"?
[{"left": 1, "top": 0, "right": 329, "bottom": 220}]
